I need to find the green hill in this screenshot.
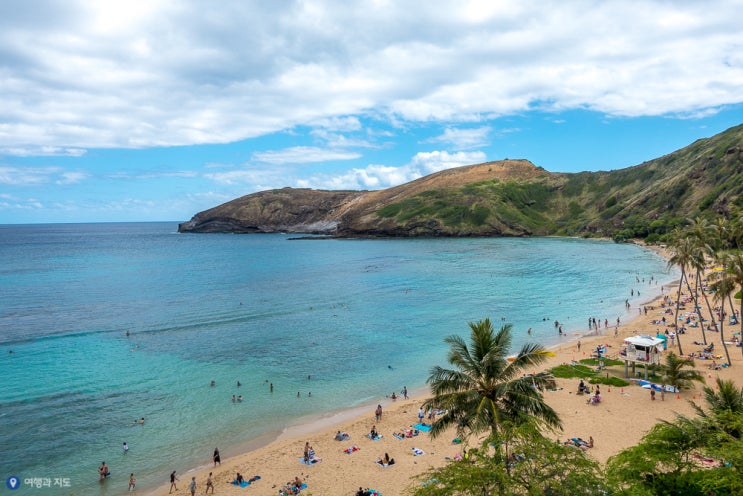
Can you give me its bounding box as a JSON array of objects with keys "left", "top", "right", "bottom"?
[{"left": 179, "top": 123, "right": 743, "bottom": 240}]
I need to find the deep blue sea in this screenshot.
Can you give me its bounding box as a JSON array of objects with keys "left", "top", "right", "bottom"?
[{"left": 0, "top": 223, "right": 676, "bottom": 495}]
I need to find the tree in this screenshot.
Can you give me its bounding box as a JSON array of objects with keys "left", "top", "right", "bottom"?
[
  {"left": 608, "top": 378, "right": 743, "bottom": 495},
  {"left": 607, "top": 417, "right": 705, "bottom": 490},
  {"left": 409, "top": 420, "right": 609, "bottom": 496},
  {"left": 709, "top": 272, "right": 734, "bottom": 366},
  {"left": 698, "top": 378, "right": 743, "bottom": 417},
  {"left": 717, "top": 250, "right": 743, "bottom": 359},
  {"left": 662, "top": 352, "right": 704, "bottom": 392},
  {"left": 424, "top": 319, "right": 560, "bottom": 442},
  {"left": 667, "top": 232, "right": 697, "bottom": 356},
  {"left": 685, "top": 218, "right": 716, "bottom": 345},
  {"left": 691, "top": 377, "right": 743, "bottom": 440}
]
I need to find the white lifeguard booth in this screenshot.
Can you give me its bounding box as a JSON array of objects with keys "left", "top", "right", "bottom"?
[{"left": 621, "top": 335, "right": 665, "bottom": 379}]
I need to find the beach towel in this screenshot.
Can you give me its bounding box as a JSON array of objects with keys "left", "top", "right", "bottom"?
[
  {"left": 393, "top": 433, "right": 404, "bottom": 440},
  {"left": 343, "top": 445, "right": 360, "bottom": 454},
  {"left": 299, "top": 457, "right": 322, "bottom": 465},
  {"left": 412, "top": 447, "right": 425, "bottom": 456},
  {"left": 367, "top": 434, "right": 383, "bottom": 440},
  {"left": 414, "top": 423, "right": 432, "bottom": 432},
  {"left": 232, "top": 475, "right": 260, "bottom": 487}
]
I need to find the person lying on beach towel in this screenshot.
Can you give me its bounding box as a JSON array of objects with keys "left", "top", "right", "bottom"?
[
  {"left": 279, "top": 481, "right": 307, "bottom": 495},
  {"left": 343, "top": 445, "right": 360, "bottom": 454},
  {"left": 412, "top": 447, "right": 425, "bottom": 456},
  {"left": 334, "top": 431, "right": 351, "bottom": 441},
  {"left": 376, "top": 453, "right": 395, "bottom": 467}
]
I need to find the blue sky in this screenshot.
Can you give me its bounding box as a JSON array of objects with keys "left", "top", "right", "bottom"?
[{"left": 1, "top": 1, "right": 742, "bottom": 224}]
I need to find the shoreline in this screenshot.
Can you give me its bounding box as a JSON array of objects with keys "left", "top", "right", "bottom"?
[{"left": 138, "top": 247, "right": 731, "bottom": 496}]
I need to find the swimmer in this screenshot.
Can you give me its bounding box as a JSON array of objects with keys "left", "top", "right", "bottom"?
[
  {"left": 123, "top": 442, "right": 129, "bottom": 454},
  {"left": 136, "top": 417, "right": 145, "bottom": 425}
]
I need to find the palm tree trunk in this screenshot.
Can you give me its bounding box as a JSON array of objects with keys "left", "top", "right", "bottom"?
[
  {"left": 740, "top": 295, "right": 743, "bottom": 359},
  {"left": 673, "top": 270, "right": 686, "bottom": 356},
  {"left": 719, "top": 299, "right": 732, "bottom": 367},
  {"left": 698, "top": 271, "right": 719, "bottom": 346},
  {"left": 692, "top": 272, "right": 708, "bottom": 345}
]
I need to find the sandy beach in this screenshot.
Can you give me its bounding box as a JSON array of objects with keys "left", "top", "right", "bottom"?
[{"left": 143, "top": 255, "right": 743, "bottom": 496}]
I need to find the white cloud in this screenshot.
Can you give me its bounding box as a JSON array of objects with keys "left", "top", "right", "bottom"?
[
  {"left": 0, "top": 1, "right": 740, "bottom": 150},
  {"left": 425, "top": 127, "right": 491, "bottom": 149},
  {"left": 56, "top": 171, "right": 90, "bottom": 184},
  {"left": 0, "top": 166, "right": 91, "bottom": 186},
  {"left": 0, "top": 146, "right": 87, "bottom": 157},
  {"left": 251, "top": 146, "right": 361, "bottom": 165},
  {"left": 0, "top": 166, "right": 60, "bottom": 185},
  {"left": 296, "top": 150, "right": 486, "bottom": 190}
]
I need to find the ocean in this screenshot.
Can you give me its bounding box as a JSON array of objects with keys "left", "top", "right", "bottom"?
[{"left": 0, "top": 222, "right": 675, "bottom": 495}]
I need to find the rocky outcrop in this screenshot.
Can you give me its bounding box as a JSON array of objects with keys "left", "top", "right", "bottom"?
[{"left": 178, "top": 188, "right": 365, "bottom": 234}]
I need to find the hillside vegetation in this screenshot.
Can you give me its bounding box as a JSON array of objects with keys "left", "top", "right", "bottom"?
[{"left": 179, "top": 123, "right": 743, "bottom": 240}]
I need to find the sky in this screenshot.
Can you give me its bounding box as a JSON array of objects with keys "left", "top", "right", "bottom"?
[{"left": 1, "top": 1, "right": 742, "bottom": 224}]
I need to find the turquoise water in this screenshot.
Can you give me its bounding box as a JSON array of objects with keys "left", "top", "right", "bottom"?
[{"left": 0, "top": 223, "right": 675, "bottom": 495}]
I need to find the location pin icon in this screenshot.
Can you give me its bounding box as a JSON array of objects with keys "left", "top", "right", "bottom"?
[{"left": 6, "top": 476, "right": 20, "bottom": 490}]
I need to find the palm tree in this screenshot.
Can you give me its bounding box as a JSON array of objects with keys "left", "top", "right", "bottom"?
[
  {"left": 698, "top": 378, "right": 743, "bottom": 416},
  {"left": 424, "top": 318, "right": 561, "bottom": 441},
  {"left": 690, "top": 378, "right": 743, "bottom": 440},
  {"left": 662, "top": 351, "right": 704, "bottom": 392},
  {"left": 667, "top": 232, "right": 697, "bottom": 356},
  {"left": 710, "top": 271, "right": 734, "bottom": 366},
  {"left": 686, "top": 218, "right": 716, "bottom": 345},
  {"left": 718, "top": 250, "right": 743, "bottom": 359}
]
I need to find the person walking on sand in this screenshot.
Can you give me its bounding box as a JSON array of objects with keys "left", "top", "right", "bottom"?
[
  {"left": 189, "top": 476, "right": 196, "bottom": 496},
  {"left": 213, "top": 447, "right": 220, "bottom": 466},
  {"left": 169, "top": 470, "right": 178, "bottom": 493},
  {"left": 375, "top": 404, "right": 383, "bottom": 421},
  {"left": 205, "top": 472, "right": 214, "bottom": 494}
]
